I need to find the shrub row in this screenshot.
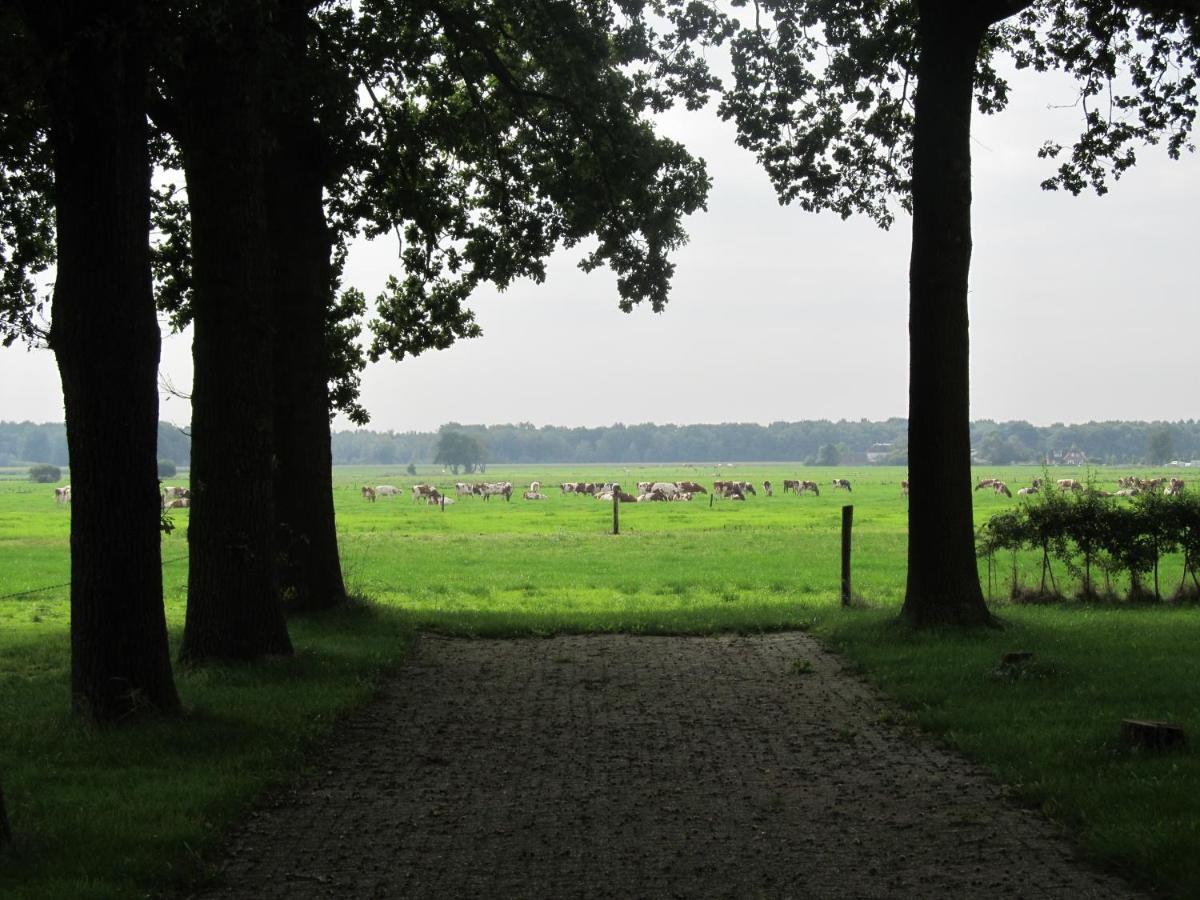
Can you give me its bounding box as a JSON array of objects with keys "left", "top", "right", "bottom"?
[{"left": 978, "top": 488, "right": 1200, "bottom": 601}]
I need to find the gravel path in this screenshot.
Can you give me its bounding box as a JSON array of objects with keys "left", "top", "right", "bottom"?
[{"left": 198, "top": 633, "right": 1142, "bottom": 899}]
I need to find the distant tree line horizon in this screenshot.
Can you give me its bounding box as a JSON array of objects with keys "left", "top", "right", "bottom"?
[{"left": 4, "top": 418, "right": 1197, "bottom": 471}]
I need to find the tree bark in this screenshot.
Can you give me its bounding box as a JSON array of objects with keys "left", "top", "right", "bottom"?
[
  {"left": 0, "top": 775, "right": 13, "bottom": 849},
  {"left": 39, "top": 2, "right": 181, "bottom": 719},
  {"left": 267, "top": 120, "right": 347, "bottom": 613},
  {"left": 175, "top": 12, "right": 292, "bottom": 662},
  {"left": 901, "top": 7, "right": 993, "bottom": 627}
]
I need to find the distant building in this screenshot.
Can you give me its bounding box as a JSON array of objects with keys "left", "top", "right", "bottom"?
[
  {"left": 866, "top": 443, "right": 893, "bottom": 464},
  {"left": 1046, "top": 448, "right": 1087, "bottom": 466}
]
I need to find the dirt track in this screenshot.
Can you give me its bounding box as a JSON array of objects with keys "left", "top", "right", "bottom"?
[{"left": 197, "top": 632, "right": 1142, "bottom": 898}]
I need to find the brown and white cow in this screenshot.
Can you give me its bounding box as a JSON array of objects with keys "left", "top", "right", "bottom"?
[
  {"left": 797, "top": 480, "right": 820, "bottom": 496},
  {"left": 992, "top": 481, "right": 1012, "bottom": 498},
  {"left": 900, "top": 480, "right": 909, "bottom": 497},
  {"left": 832, "top": 479, "right": 851, "bottom": 492},
  {"left": 361, "top": 485, "right": 377, "bottom": 502},
  {"left": 782, "top": 479, "right": 800, "bottom": 494},
  {"left": 678, "top": 481, "right": 707, "bottom": 495},
  {"left": 762, "top": 480, "right": 773, "bottom": 497},
  {"left": 1166, "top": 478, "right": 1186, "bottom": 496},
  {"left": 1056, "top": 478, "right": 1083, "bottom": 492}
]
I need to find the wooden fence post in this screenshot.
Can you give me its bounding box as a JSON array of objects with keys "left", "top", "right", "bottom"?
[
  {"left": 841, "top": 505, "right": 853, "bottom": 607},
  {"left": 612, "top": 489, "right": 619, "bottom": 535}
]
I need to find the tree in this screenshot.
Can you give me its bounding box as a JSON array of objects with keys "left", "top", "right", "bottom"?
[
  {"left": 27, "top": 463, "right": 61, "bottom": 483},
  {"left": 6, "top": 2, "right": 181, "bottom": 719},
  {"left": 434, "top": 431, "right": 486, "bottom": 475},
  {"left": 815, "top": 443, "right": 842, "bottom": 466},
  {"left": 150, "top": 0, "right": 718, "bottom": 623},
  {"left": 0, "top": 776, "right": 10, "bottom": 849},
  {"left": 1146, "top": 426, "right": 1175, "bottom": 464},
  {"left": 719, "top": 0, "right": 1199, "bottom": 626}
]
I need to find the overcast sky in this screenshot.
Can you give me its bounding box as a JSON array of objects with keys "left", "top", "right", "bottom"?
[{"left": 1, "top": 60, "right": 1197, "bottom": 432}]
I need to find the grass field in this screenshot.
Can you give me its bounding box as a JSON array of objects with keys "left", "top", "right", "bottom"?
[{"left": 2, "top": 463, "right": 1200, "bottom": 897}]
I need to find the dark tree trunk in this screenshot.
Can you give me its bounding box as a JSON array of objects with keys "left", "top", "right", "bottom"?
[
  {"left": 175, "top": 15, "right": 292, "bottom": 662},
  {"left": 267, "top": 124, "right": 347, "bottom": 613},
  {"left": 0, "top": 776, "right": 13, "bottom": 849},
  {"left": 901, "top": 7, "right": 993, "bottom": 627},
  {"left": 40, "top": 4, "right": 181, "bottom": 719}
]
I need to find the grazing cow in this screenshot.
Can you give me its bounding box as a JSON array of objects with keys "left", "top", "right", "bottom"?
[
  {"left": 361, "top": 486, "right": 377, "bottom": 502},
  {"left": 54, "top": 485, "right": 72, "bottom": 505},
  {"left": 974, "top": 478, "right": 996, "bottom": 491},
  {"left": 901, "top": 480, "right": 910, "bottom": 497},
  {"left": 1056, "top": 479, "right": 1083, "bottom": 492},
  {"left": 410, "top": 484, "right": 434, "bottom": 501},
  {"left": 456, "top": 482, "right": 474, "bottom": 497},
  {"left": 762, "top": 480, "right": 773, "bottom": 497},
  {"left": 797, "top": 480, "right": 820, "bottom": 496},
  {"left": 560, "top": 482, "right": 576, "bottom": 494},
  {"left": 782, "top": 479, "right": 800, "bottom": 494},
  {"left": 992, "top": 481, "right": 1012, "bottom": 498},
  {"left": 1166, "top": 478, "right": 1186, "bottom": 495},
  {"left": 1018, "top": 486, "right": 1038, "bottom": 497},
  {"left": 426, "top": 490, "right": 454, "bottom": 506},
  {"left": 678, "top": 481, "right": 707, "bottom": 495},
  {"left": 832, "top": 479, "right": 852, "bottom": 492}
]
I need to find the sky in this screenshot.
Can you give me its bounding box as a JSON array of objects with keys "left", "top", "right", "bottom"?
[{"left": 1, "top": 59, "right": 1197, "bottom": 433}]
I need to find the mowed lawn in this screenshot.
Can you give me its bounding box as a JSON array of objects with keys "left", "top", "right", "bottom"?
[{"left": 2, "top": 464, "right": 1200, "bottom": 897}]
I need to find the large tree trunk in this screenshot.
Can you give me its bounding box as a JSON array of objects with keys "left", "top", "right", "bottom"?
[
  {"left": 1, "top": 775, "right": 13, "bottom": 849},
  {"left": 41, "top": 3, "right": 181, "bottom": 719},
  {"left": 901, "top": 7, "right": 993, "bottom": 627},
  {"left": 175, "top": 13, "right": 292, "bottom": 662},
  {"left": 267, "top": 126, "right": 347, "bottom": 613}
]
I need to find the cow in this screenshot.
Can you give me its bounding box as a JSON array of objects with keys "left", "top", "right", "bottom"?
[
  {"left": 782, "top": 479, "right": 800, "bottom": 494},
  {"left": 900, "top": 480, "right": 910, "bottom": 497},
  {"left": 1056, "top": 479, "right": 1083, "bottom": 492},
  {"left": 427, "top": 490, "right": 454, "bottom": 506},
  {"left": 361, "top": 486, "right": 377, "bottom": 502},
  {"left": 523, "top": 490, "right": 547, "bottom": 500},
  {"left": 1017, "top": 485, "right": 1038, "bottom": 497},
  {"left": 162, "top": 485, "right": 188, "bottom": 498},
  {"left": 410, "top": 484, "right": 434, "bottom": 501},
  {"left": 54, "top": 485, "right": 72, "bottom": 505},
  {"left": 832, "top": 479, "right": 851, "bottom": 492},
  {"left": 992, "top": 481, "right": 1013, "bottom": 498},
  {"left": 762, "top": 480, "right": 773, "bottom": 497},
  {"left": 529, "top": 481, "right": 541, "bottom": 494},
  {"left": 1166, "top": 478, "right": 1186, "bottom": 495},
  {"left": 560, "top": 482, "right": 576, "bottom": 494},
  {"left": 797, "top": 481, "right": 820, "bottom": 496},
  {"left": 372, "top": 484, "right": 399, "bottom": 498},
  {"left": 165, "top": 497, "right": 190, "bottom": 509},
  {"left": 456, "top": 482, "right": 474, "bottom": 497},
  {"left": 974, "top": 478, "right": 997, "bottom": 491},
  {"left": 648, "top": 481, "right": 681, "bottom": 497},
  {"left": 678, "top": 481, "right": 707, "bottom": 495},
  {"left": 638, "top": 489, "right": 670, "bottom": 502}
]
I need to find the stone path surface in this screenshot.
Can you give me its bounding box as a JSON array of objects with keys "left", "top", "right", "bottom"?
[{"left": 198, "top": 633, "right": 1143, "bottom": 899}]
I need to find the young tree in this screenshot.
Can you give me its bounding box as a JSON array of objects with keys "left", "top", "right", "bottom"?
[
  {"left": 434, "top": 431, "right": 487, "bottom": 475},
  {"left": 7, "top": 1, "right": 181, "bottom": 718},
  {"left": 1146, "top": 426, "right": 1175, "bottom": 464},
  {"left": 719, "top": 0, "right": 1199, "bottom": 626}
]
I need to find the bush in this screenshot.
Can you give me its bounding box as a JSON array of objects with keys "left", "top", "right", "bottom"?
[
  {"left": 157, "top": 459, "right": 177, "bottom": 477},
  {"left": 28, "top": 464, "right": 61, "bottom": 483}
]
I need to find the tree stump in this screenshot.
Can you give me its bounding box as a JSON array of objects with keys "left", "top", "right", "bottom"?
[
  {"left": 999, "top": 651, "right": 1034, "bottom": 668},
  {"left": 1120, "top": 719, "right": 1187, "bottom": 752}
]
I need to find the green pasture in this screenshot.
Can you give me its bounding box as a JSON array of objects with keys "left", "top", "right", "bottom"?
[{"left": 2, "top": 464, "right": 1200, "bottom": 897}]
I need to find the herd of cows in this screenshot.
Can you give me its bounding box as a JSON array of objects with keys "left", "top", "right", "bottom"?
[
  {"left": 47, "top": 475, "right": 1187, "bottom": 509},
  {"left": 358, "top": 477, "right": 863, "bottom": 505}
]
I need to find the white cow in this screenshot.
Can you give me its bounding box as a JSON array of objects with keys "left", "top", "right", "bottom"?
[
  {"left": 375, "top": 484, "right": 400, "bottom": 497},
  {"left": 54, "top": 485, "right": 72, "bottom": 505}
]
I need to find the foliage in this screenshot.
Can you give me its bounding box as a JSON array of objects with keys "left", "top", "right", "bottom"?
[
  {"left": 157, "top": 459, "right": 177, "bottom": 478},
  {"left": 433, "top": 429, "right": 486, "bottom": 474},
  {"left": 814, "top": 443, "right": 842, "bottom": 466},
  {"left": 716, "top": 1, "right": 1199, "bottom": 223},
  {"left": 26, "top": 463, "right": 59, "bottom": 483},
  {"left": 979, "top": 485, "right": 1200, "bottom": 600},
  {"left": 1146, "top": 425, "right": 1175, "bottom": 464}
]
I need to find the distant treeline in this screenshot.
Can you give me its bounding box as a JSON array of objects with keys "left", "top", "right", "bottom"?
[
  {"left": 330, "top": 419, "right": 1200, "bottom": 467},
  {"left": 0, "top": 421, "right": 193, "bottom": 468},
  {"left": 4, "top": 418, "right": 1198, "bottom": 469}
]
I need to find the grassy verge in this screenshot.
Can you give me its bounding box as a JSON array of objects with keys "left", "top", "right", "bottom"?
[
  {"left": 815, "top": 601, "right": 1200, "bottom": 897},
  {"left": 0, "top": 601, "right": 416, "bottom": 900}
]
